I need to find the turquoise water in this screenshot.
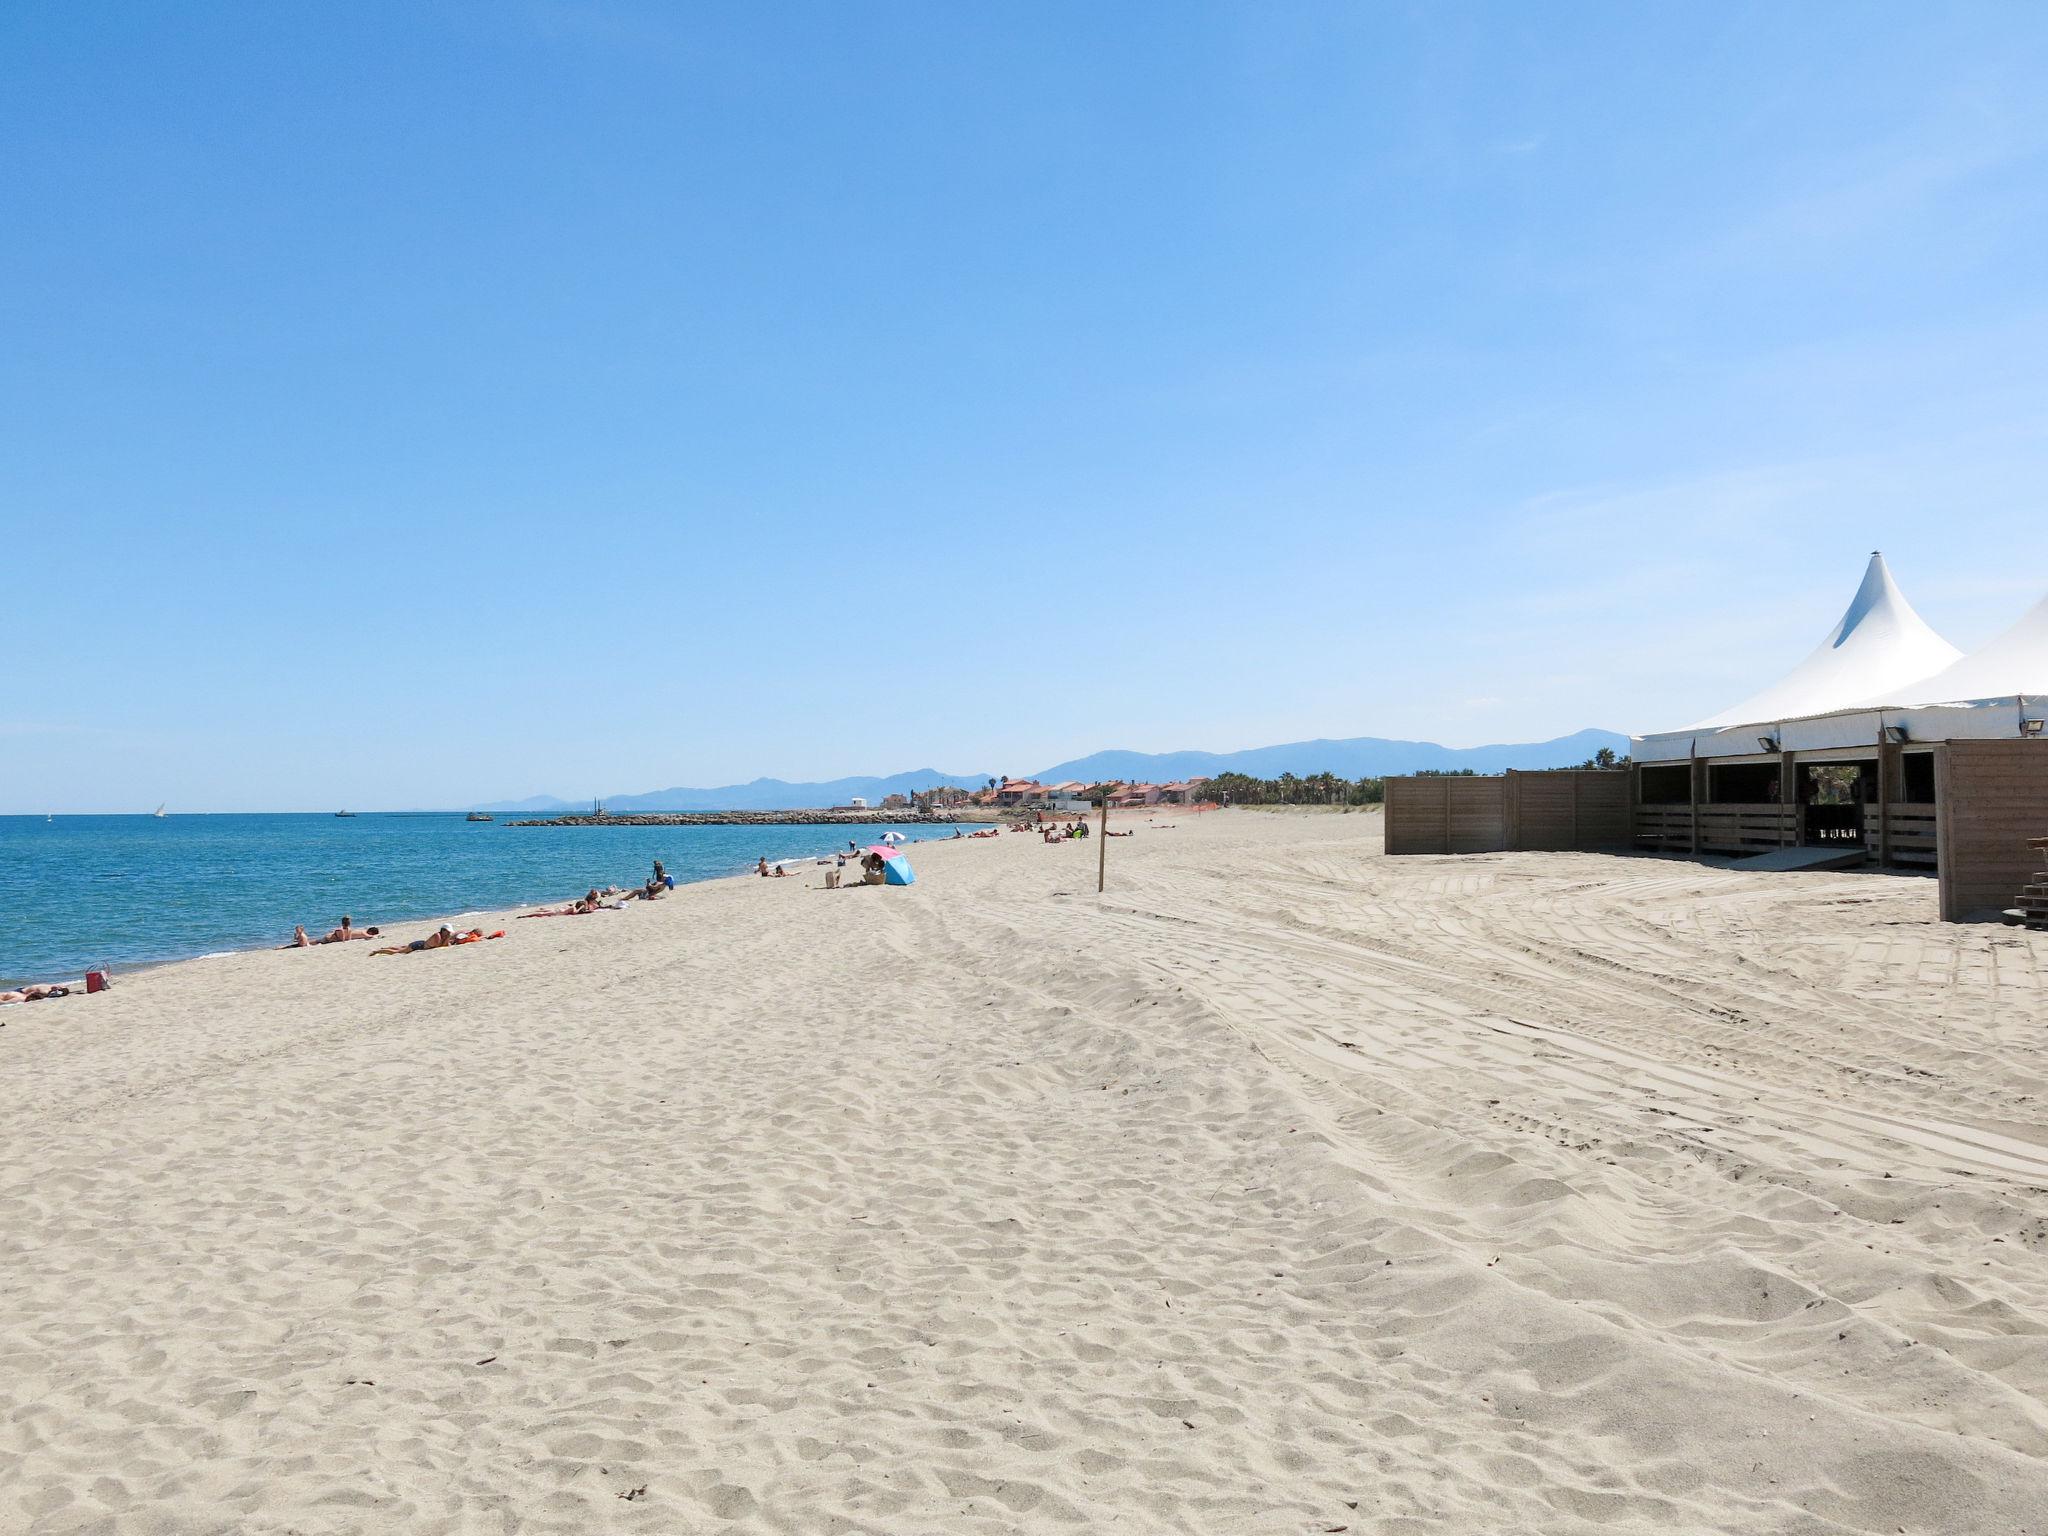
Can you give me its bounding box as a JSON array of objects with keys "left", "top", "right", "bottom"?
[{"left": 0, "top": 814, "right": 968, "bottom": 985}]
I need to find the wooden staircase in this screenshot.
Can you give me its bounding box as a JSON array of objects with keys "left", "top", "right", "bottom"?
[{"left": 2005, "top": 836, "right": 2048, "bottom": 931}]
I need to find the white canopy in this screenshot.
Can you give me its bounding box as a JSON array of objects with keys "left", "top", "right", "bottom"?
[
  {"left": 1689, "top": 552, "right": 1960, "bottom": 729},
  {"left": 1633, "top": 552, "right": 1964, "bottom": 762},
  {"left": 1859, "top": 591, "right": 2048, "bottom": 709}
]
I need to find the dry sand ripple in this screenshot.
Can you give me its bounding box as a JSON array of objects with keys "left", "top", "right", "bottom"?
[{"left": 2, "top": 811, "right": 2045, "bottom": 1533}]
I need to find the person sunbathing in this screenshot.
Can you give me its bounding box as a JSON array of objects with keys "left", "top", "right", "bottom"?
[
  {"left": 372, "top": 925, "right": 457, "bottom": 955},
  {"left": 0, "top": 983, "right": 70, "bottom": 1005},
  {"left": 280, "top": 925, "right": 316, "bottom": 948},
  {"left": 320, "top": 916, "right": 379, "bottom": 943}
]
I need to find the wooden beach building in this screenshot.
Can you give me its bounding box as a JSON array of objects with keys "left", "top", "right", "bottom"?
[
  {"left": 1628, "top": 552, "right": 2048, "bottom": 919},
  {"left": 1386, "top": 553, "right": 2048, "bottom": 921}
]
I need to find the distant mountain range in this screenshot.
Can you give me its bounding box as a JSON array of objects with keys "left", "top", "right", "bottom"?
[
  {"left": 477, "top": 729, "right": 1628, "bottom": 812},
  {"left": 1032, "top": 728, "right": 1629, "bottom": 784},
  {"left": 478, "top": 770, "right": 995, "bottom": 815}
]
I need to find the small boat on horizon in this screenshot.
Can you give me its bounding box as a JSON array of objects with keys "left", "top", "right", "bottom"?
[
  {"left": 152, "top": 803, "right": 166, "bottom": 819},
  {"left": 334, "top": 810, "right": 357, "bottom": 818}
]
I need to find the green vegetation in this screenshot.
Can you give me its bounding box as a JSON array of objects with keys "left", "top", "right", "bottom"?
[
  {"left": 1571, "top": 747, "right": 1630, "bottom": 770},
  {"left": 1203, "top": 771, "right": 1385, "bottom": 806}
]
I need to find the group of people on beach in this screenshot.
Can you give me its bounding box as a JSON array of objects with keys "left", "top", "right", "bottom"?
[
  {"left": 520, "top": 887, "right": 625, "bottom": 917},
  {"left": 22, "top": 840, "right": 952, "bottom": 1006},
  {"left": 272, "top": 862, "right": 680, "bottom": 953},
  {"left": 1041, "top": 820, "right": 1091, "bottom": 843},
  {"left": 280, "top": 915, "right": 381, "bottom": 948}
]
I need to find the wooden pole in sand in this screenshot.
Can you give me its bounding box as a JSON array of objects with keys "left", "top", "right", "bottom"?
[{"left": 1098, "top": 792, "right": 1109, "bottom": 893}]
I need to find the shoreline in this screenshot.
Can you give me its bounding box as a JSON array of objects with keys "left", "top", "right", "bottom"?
[
  {"left": 505, "top": 809, "right": 1002, "bottom": 827},
  {"left": 1, "top": 819, "right": 990, "bottom": 995}
]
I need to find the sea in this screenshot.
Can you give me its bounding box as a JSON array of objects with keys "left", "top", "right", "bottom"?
[{"left": 0, "top": 813, "right": 971, "bottom": 986}]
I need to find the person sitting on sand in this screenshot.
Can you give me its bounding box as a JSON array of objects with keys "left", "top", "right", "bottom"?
[
  {"left": 757, "top": 857, "right": 770, "bottom": 877},
  {"left": 280, "top": 925, "right": 316, "bottom": 948},
  {"left": 372, "top": 925, "right": 457, "bottom": 955}
]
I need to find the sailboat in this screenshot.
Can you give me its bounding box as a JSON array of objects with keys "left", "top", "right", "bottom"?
[{"left": 152, "top": 803, "right": 167, "bottom": 819}]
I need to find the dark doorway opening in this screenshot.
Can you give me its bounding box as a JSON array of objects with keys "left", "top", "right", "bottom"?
[
  {"left": 1707, "top": 761, "right": 1780, "bottom": 804},
  {"left": 1799, "top": 760, "right": 1876, "bottom": 845},
  {"left": 1639, "top": 765, "right": 1691, "bottom": 805},
  {"left": 1901, "top": 751, "right": 1937, "bottom": 804}
]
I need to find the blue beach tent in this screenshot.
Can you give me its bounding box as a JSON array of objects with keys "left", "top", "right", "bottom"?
[{"left": 867, "top": 845, "right": 917, "bottom": 886}]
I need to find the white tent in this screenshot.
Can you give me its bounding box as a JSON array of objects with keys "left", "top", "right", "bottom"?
[
  {"left": 1863, "top": 591, "right": 2048, "bottom": 708},
  {"left": 1635, "top": 552, "right": 1961, "bottom": 762},
  {"left": 1692, "top": 551, "right": 1959, "bottom": 728},
  {"left": 1818, "top": 590, "right": 2048, "bottom": 742}
]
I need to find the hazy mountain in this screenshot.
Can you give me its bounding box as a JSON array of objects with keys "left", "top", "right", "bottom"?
[
  {"left": 1032, "top": 729, "right": 1630, "bottom": 784},
  {"left": 478, "top": 730, "right": 1628, "bottom": 813},
  {"left": 475, "top": 793, "right": 582, "bottom": 814},
  {"left": 477, "top": 770, "right": 992, "bottom": 815}
]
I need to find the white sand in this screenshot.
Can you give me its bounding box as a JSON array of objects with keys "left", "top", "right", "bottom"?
[{"left": 3, "top": 810, "right": 2046, "bottom": 1533}]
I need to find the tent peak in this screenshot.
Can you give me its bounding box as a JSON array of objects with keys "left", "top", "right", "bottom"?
[{"left": 1685, "top": 553, "right": 1961, "bottom": 730}]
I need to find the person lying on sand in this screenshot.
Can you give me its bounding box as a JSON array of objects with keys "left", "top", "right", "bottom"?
[
  {"left": 372, "top": 926, "right": 457, "bottom": 955},
  {"left": 0, "top": 983, "right": 72, "bottom": 1005},
  {"left": 320, "top": 916, "right": 379, "bottom": 943}
]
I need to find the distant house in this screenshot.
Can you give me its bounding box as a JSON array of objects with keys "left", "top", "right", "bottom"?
[
  {"left": 881, "top": 792, "right": 909, "bottom": 810},
  {"left": 1110, "top": 783, "right": 1158, "bottom": 808},
  {"left": 847, "top": 796, "right": 869, "bottom": 810},
  {"left": 1156, "top": 777, "right": 1210, "bottom": 805},
  {"left": 992, "top": 779, "right": 1050, "bottom": 807}
]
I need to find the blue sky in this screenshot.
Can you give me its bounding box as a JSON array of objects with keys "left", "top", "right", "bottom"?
[{"left": 6, "top": 3, "right": 2047, "bottom": 811}]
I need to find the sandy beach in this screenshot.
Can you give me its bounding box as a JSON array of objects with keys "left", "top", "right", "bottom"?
[{"left": 4, "top": 809, "right": 2046, "bottom": 1534}]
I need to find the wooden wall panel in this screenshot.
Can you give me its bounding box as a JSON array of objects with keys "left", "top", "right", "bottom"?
[
  {"left": 1573, "top": 771, "right": 1634, "bottom": 848},
  {"left": 1384, "top": 770, "right": 1630, "bottom": 855},
  {"left": 1936, "top": 741, "right": 2048, "bottom": 921},
  {"left": 1384, "top": 775, "right": 1449, "bottom": 855},
  {"left": 1512, "top": 772, "right": 1577, "bottom": 850},
  {"left": 1447, "top": 777, "right": 1508, "bottom": 853}
]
